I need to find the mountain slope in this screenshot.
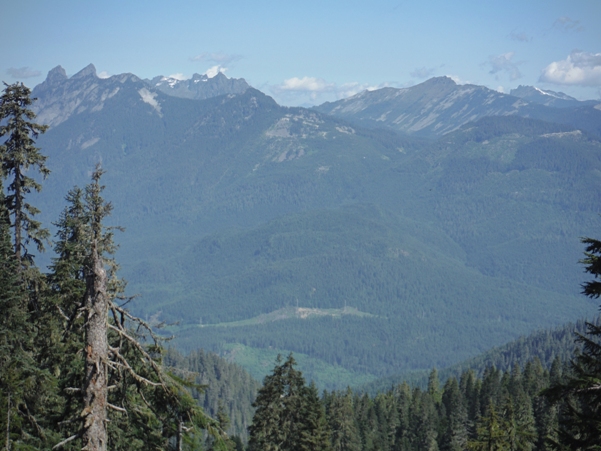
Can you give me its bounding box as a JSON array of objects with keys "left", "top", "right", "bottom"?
[
  {"left": 509, "top": 85, "right": 599, "bottom": 108},
  {"left": 313, "top": 76, "right": 601, "bottom": 138},
  {"left": 361, "top": 314, "right": 601, "bottom": 394}
]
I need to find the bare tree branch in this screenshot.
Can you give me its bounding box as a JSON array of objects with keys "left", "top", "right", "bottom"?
[{"left": 52, "top": 433, "right": 80, "bottom": 450}]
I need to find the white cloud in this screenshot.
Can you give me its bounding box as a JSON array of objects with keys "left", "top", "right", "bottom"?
[
  {"left": 168, "top": 73, "right": 188, "bottom": 80},
  {"left": 540, "top": 51, "right": 601, "bottom": 87},
  {"left": 97, "top": 71, "right": 111, "bottom": 79},
  {"left": 338, "top": 82, "right": 384, "bottom": 98},
  {"left": 496, "top": 86, "right": 505, "bottom": 93},
  {"left": 270, "top": 76, "right": 395, "bottom": 105},
  {"left": 205, "top": 65, "right": 227, "bottom": 78},
  {"left": 191, "top": 52, "right": 243, "bottom": 64},
  {"left": 6, "top": 67, "right": 41, "bottom": 79},
  {"left": 278, "top": 76, "right": 335, "bottom": 92},
  {"left": 553, "top": 16, "right": 584, "bottom": 32},
  {"left": 485, "top": 52, "right": 523, "bottom": 81},
  {"left": 446, "top": 75, "right": 469, "bottom": 85}
]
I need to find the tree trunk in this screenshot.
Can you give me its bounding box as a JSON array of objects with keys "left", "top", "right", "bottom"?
[
  {"left": 82, "top": 243, "right": 108, "bottom": 451},
  {"left": 5, "top": 392, "right": 10, "bottom": 451},
  {"left": 177, "top": 416, "right": 183, "bottom": 451},
  {"left": 13, "top": 169, "right": 21, "bottom": 269}
]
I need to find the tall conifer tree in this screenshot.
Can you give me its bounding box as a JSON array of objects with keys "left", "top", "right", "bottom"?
[
  {"left": 543, "top": 236, "right": 601, "bottom": 449},
  {"left": 249, "top": 354, "right": 330, "bottom": 451},
  {"left": 0, "top": 82, "right": 49, "bottom": 269},
  {"left": 49, "top": 167, "right": 224, "bottom": 450}
]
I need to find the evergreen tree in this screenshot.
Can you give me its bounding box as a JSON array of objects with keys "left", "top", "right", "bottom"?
[
  {"left": 49, "top": 167, "right": 223, "bottom": 450},
  {"left": 441, "top": 378, "right": 469, "bottom": 451},
  {"left": 428, "top": 369, "right": 442, "bottom": 405},
  {"left": 0, "top": 82, "right": 49, "bottom": 269},
  {"left": 328, "top": 389, "right": 361, "bottom": 451},
  {"left": 0, "top": 180, "right": 56, "bottom": 450},
  {"left": 393, "top": 382, "right": 412, "bottom": 451},
  {"left": 0, "top": 197, "right": 37, "bottom": 450},
  {"left": 373, "top": 392, "right": 399, "bottom": 451},
  {"left": 300, "top": 383, "right": 331, "bottom": 451},
  {"left": 409, "top": 389, "right": 439, "bottom": 451},
  {"left": 249, "top": 354, "right": 328, "bottom": 451},
  {"left": 542, "top": 236, "right": 601, "bottom": 449},
  {"left": 469, "top": 402, "right": 506, "bottom": 451}
]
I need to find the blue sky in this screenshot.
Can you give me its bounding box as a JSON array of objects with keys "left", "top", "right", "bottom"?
[{"left": 2, "top": 0, "right": 600, "bottom": 106}]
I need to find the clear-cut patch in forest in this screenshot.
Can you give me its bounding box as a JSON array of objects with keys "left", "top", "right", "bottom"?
[{"left": 197, "top": 306, "right": 377, "bottom": 328}]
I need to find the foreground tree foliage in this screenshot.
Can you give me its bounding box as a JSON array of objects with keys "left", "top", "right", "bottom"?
[
  {"left": 0, "top": 82, "right": 59, "bottom": 451},
  {"left": 48, "top": 167, "right": 227, "bottom": 451},
  {"left": 542, "top": 236, "right": 601, "bottom": 450},
  {"left": 0, "top": 81, "right": 49, "bottom": 270},
  {"left": 0, "top": 82, "right": 224, "bottom": 451}
]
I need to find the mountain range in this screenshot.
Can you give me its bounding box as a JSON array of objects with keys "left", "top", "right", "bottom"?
[
  {"left": 313, "top": 76, "right": 601, "bottom": 138},
  {"left": 25, "top": 64, "right": 601, "bottom": 387}
]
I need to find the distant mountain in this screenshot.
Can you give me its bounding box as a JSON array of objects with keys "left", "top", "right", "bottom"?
[
  {"left": 31, "top": 64, "right": 147, "bottom": 127},
  {"left": 145, "top": 71, "right": 250, "bottom": 100},
  {"left": 26, "top": 65, "right": 601, "bottom": 387},
  {"left": 313, "top": 76, "right": 601, "bottom": 138},
  {"left": 31, "top": 64, "right": 250, "bottom": 128},
  {"left": 510, "top": 85, "right": 599, "bottom": 108}
]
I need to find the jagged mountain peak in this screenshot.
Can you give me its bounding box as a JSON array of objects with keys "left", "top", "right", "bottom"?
[
  {"left": 45, "top": 65, "right": 68, "bottom": 84},
  {"left": 313, "top": 77, "right": 513, "bottom": 136},
  {"left": 146, "top": 71, "right": 250, "bottom": 100},
  {"left": 29, "top": 63, "right": 258, "bottom": 129},
  {"left": 32, "top": 63, "right": 147, "bottom": 127},
  {"left": 72, "top": 63, "right": 97, "bottom": 79}
]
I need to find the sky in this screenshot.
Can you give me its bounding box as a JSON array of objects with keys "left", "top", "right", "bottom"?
[{"left": 2, "top": 0, "right": 600, "bottom": 107}]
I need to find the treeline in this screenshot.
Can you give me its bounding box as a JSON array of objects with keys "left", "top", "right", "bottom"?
[
  {"left": 248, "top": 349, "right": 600, "bottom": 451},
  {"left": 323, "top": 360, "right": 560, "bottom": 451}
]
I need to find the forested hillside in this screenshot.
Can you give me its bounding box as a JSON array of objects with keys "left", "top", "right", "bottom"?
[
  {"left": 362, "top": 315, "right": 601, "bottom": 394},
  {"left": 245, "top": 234, "right": 601, "bottom": 450},
  {"left": 164, "top": 348, "right": 260, "bottom": 441},
  {"left": 24, "top": 65, "right": 601, "bottom": 387}
]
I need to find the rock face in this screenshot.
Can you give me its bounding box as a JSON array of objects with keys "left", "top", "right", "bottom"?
[
  {"left": 32, "top": 64, "right": 144, "bottom": 127},
  {"left": 145, "top": 72, "right": 249, "bottom": 100},
  {"left": 313, "top": 77, "right": 532, "bottom": 137},
  {"left": 31, "top": 64, "right": 250, "bottom": 128},
  {"left": 509, "top": 85, "right": 598, "bottom": 108}
]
